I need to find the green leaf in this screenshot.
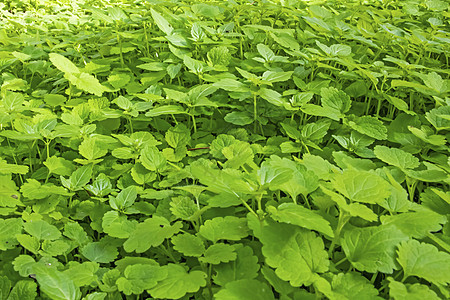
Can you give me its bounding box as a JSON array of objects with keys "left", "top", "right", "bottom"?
[
  {"left": 63, "top": 262, "right": 99, "bottom": 287},
  {"left": 331, "top": 169, "right": 391, "bottom": 205},
  {"left": 199, "top": 243, "right": 237, "bottom": 264},
  {"left": 23, "top": 220, "right": 61, "bottom": 241},
  {"left": 140, "top": 146, "right": 167, "bottom": 172},
  {"left": 224, "top": 112, "right": 253, "bottom": 125},
  {"left": 33, "top": 264, "right": 81, "bottom": 300},
  {"left": 213, "top": 245, "right": 259, "bottom": 286},
  {"left": 397, "top": 239, "right": 450, "bottom": 285},
  {"left": 79, "top": 138, "right": 107, "bottom": 161},
  {"left": 109, "top": 186, "right": 137, "bottom": 210},
  {"left": 81, "top": 241, "right": 118, "bottom": 263},
  {"left": 331, "top": 273, "right": 381, "bottom": 300},
  {"left": 215, "top": 279, "right": 275, "bottom": 300},
  {"left": 166, "top": 123, "right": 190, "bottom": 148},
  {"left": 66, "top": 72, "right": 107, "bottom": 97},
  {"left": 320, "top": 87, "right": 351, "bottom": 116},
  {"left": 374, "top": 146, "right": 419, "bottom": 170},
  {"left": 64, "top": 165, "right": 93, "bottom": 191},
  {"left": 349, "top": 116, "right": 387, "bottom": 140},
  {"left": 260, "top": 221, "right": 329, "bottom": 287},
  {"left": 258, "top": 88, "right": 285, "bottom": 107},
  {"left": 0, "top": 160, "right": 28, "bottom": 175},
  {"left": 0, "top": 175, "right": 22, "bottom": 207},
  {"left": 16, "top": 234, "right": 40, "bottom": 254},
  {"left": 102, "top": 211, "right": 136, "bottom": 239},
  {"left": 148, "top": 264, "right": 207, "bottom": 299},
  {"left": 44, "top": 156, "right": 75, "bottom": 177},
  {"left": 116, "top": 264, "right": 167, "bottom": 295},
  {"left": 267, "top": 203, "right": 334, "bottom": 237},
  {"left": 170, "top": 196, "right": 198, "bottom": 221},
  {"left": 199, "top": 216, "right": 249, "bottom": 243},
  {"left": 341, "top": 225, "right": 408, "bottom": 273},
  {"left": 171, "top": 233, "right": 205, "bottom": 257},
  {"left": 222, "top": 141, "right": 255, "bottom": 169},
  {"left": 389, "top": 279, "right": 441, "bottom": 300},
  {"left": 49, "top": 53, "right": 80, "bottom": 74},
  {"left": 380, "top": 210, "right": 446, "bottom": 239},
  {"left": 213, "top": 79, "right": 249, "bottom": 92},
  {"left": 257, "top": 44, "right": 275, "bottom": 62},
  {"left": 145, "top": 105, "right": 186, "bottom": 117},
  {"left": 124, "top": 216, "right": 182, "bottom": 253},
  {"left": 7, "top": 280, "right": 37, "bottom": 300},
  {"left": 63, "top": 222, "right": 90, "bottom": 247},
  {"left": 426, "top": 106, "right": 450, "bottom": 131},
  {"left": 150, "top": 8, "right": 174, "bottom": 35}
]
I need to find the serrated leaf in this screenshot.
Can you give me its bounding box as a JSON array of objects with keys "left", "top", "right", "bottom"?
[
  {"left": 148, "top": 264, "right": 207, "bottom": 299},
  {"left": 267, "top": 203, "right": 334, "bottom": 237},
  {"left": 331, "top": 272, "right": 381, "bottom": 300},
  {"left": 23, "top": 220, "right": 61, "bottom": 241},
  {"left": 374, "top": 146, "right": 419, "bottom": 170},
  {"left": 81, "top": 241, "right": 118, "bottom": 263},
  {"left": 33, "top": 264, "right": 81, "bottom": 300},
  {"left": 349, "top": 116, "right": 387, "bottom": 140},
  {"left": 213, "top": 245, "right": 260, "bottom": 286},
  {"left": 341, "top": 225, "right": 408, "bottom": 273},
  {"left": 331, "top": 169, "right": 391, "bottom": 205},
  {"left": 389, "top": 279, "right": 440, "bottom": 300},
  {"left": 124, "top": 216, "right": 182, "bottom": 253},
  {"left": 260, "top": 221, "right": 329, "bottom": 287},
  {"left": 116, "top": 264, "right": 167, "bottom": 295},
  {"left": 199, "top": 216, "right": 249, "bottom": 243},
  {"left": 109, "top": 186, "right": 137, "bottom": 210},
  {"left": 199, "top": 243, "right": 237, "bottom": 264},
  {"left": 215, "top": 279, "right": 275, "bottom": 300},
  {"left": 397, "top": 239, "right": 450, "bottom": 285},
  {"left": 380, "top": 210, "right": 446, "bottom": 238},
  {"left": 171, "top": 233, "right": 205, "bottom": 257},
  {"left": 7, "top": 280, "right": 37, "bottom": 300},
  {"left": 150, "top": 8, "right": 174, "bottom": 35}
]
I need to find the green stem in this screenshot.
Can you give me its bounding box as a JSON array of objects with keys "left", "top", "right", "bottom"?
[{"left": 328, "top": 211, "right": 349, "bottom": 257}]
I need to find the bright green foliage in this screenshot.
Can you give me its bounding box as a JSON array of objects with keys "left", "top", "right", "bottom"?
[{"left": 0, "top": 0, "right": 449, "bottom": 299}]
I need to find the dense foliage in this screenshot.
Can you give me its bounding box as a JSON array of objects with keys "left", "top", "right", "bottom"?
[{"left": 0, "top": 0, "right": 449, "bottom": 299}]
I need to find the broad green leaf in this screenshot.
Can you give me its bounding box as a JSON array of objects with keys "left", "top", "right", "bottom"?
[
  {"left": 215, "top": 279, "right": 275, "bottom": 300},
  {"left": 124, "top": 216, "right": 182, "bottom": 253},
  {"left": 148, "top": 264, "right": 207, "bottom": 299},
  {"left": 64, "top": 165, "right": 93, "bottom": 191},
  {"left": 331, "top": 273, "right": 382, "bottom": 300},
  {"left": 116, "top": 264, "right": 167, "bottom": 295},
  {"left": 79, "top": 137, "right": 107, "bottom": 161},
  {"left": 331, "top": 169, "right": 391, "bottom": 205},
  {"left": 262, "top": 71, "right": 293, "bottom": 83},
  {"left": 380, "top": 210, "right": 446, "bottom": 238},
  {"left": 320, "top": 87, "right": 351, "bottom": 115},
  {"left": 0, "top": 276, "right": 11, "bottom": 299},
  {"left": 145, "top": 105, "right": 186, "bottom": 117},
  {"left": 63, "top": 222, "right": 90, "bottom": 247},
  {"left": 66, "top": 72, "right": 107, "bottom": 97},
  {"left": 374, "top": 146, "right": 419, "bottom": 170},
  {"left": 33, "top": 264, "right": 81, "bottom": 300},
  {"left": 224, "top": 112, "right": 253, "bottom": 125},
  {"left": 0, "top": 175, "right": 22, "bottom": 207},
  {"left": 0, "top": 160, "right": 28, "bottom": 174},
  {"left": 170, "top": 196, "right": 198, "bottom": 221},
  {"left": 258, "top": 88, "right": 285, "bottom": 107},
  {"left": 102, "top": 211, "right": 136, "bottom": 239},
  {"left": 213, "top": 245, "right": 259, "bottom": 286},
  {"left": 140, "top": 146, "right": 167, "bottom": 172},
  {"left": 397, "top": 239, "right": 450, "bottom": 285},
  {"left": 213, "top": 79, "right": 249, "bottom": 92},
  {"left": 260, "top": 266, "right": 295, "bottom": 295},
  {"left": 49, "top": 53, "right": 79, "bottom": 74},
  {"left": 16, "top": 234, "right": 40, "bottom": 254},
  {"left": 150, "top": 8, "right": 174, "bottom": 35},
  {"left": 63, "top": 262, "right": 99, "bottom": 287},
  {"left": 267, "top": 204, "right": 334, "bottom": 237},
  {"left": 349, "top": 116, "right": 387, "bottom": 140},
  {"left": 7, "top": 280, "right": 37, "bottom": 300},
  {"left": 166, "top": 123, "right": 190, "bottom": 148},
  {"left": 389, "top": 279, "right": 440, "bottom": 300},
  {"left": 199, "top": 243, "right": 237, "bottom": 264},
  {"left": 222, "top": 141, "right": 255, "bottom": 169},
  {"left": 2, "top": 91, "right": 24, "bottom": 112},
  {"left": 12, "top": 255, "right": 35, "bottom": 277},
  {"left": 109, "top": 186, "right": 137, "bottom": 210},
  {"left": 44, "top": 156, "right": 75, "bottom": 176},
  {"left": 21, "top": 179, "right": 70, "bottom": 200},
  {"left": 260, "top": 221, "right": 329, "bottom": 287},
  {"left": 23, "top": 220, "right": 61, "bottom": 241},
  {"left": 81, "top": 241, "right": 118, "bottom": 263},
  {"left": 199, "top": 216, "right": 249, "bottom": 243},
  {"left": 171, "top": 233, "right": 205, "bottom": 257},
  {"left": 426, "top": 106, "right": 450, "bottom": 131},
  {"left": 341, "top": 225, "right": 408, "bottom": 273},
  {"left": 257, "top": 44, "right": 275, "bottom": 62}
]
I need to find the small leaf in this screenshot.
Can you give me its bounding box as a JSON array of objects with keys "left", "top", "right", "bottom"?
[
  {"left": 199, "top": 243, "right": 237, "bottom": 264},
  {"left": 109, "top": 186, "right": 137, "bottom": 210},
  {"left": 199, "top": 216, "right": 249, "bottom": 243},
  {"left": 171, "top": 233, "right": 205, "bottom": 257}
]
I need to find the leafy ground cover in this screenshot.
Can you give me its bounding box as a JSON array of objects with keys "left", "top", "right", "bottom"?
[{"left": 0, "top": 0, "right": 449, "bottom": 299}]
